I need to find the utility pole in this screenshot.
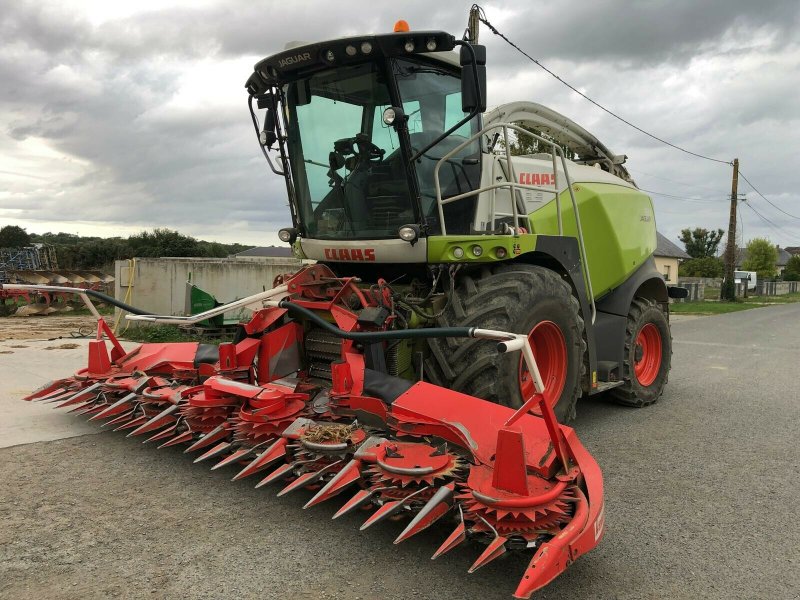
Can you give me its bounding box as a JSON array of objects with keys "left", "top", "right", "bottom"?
[
  {"left": 467, "top": 5, "right": 480, "bottom": 43},
  {"left": 722, "top": 158, "right": 739, "bottom": 301}
]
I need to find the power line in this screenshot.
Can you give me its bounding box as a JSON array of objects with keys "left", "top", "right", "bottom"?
[
  {"left": 640, "top": 188, "right": 720, "bottom": 203},
  {"left": 627, "top": 168, "right": 723, "bottom": 195},
  {"left": 744, "top": 202, "right": 800, "bottom": 244},
  {"left": 474, "top": 6, "right": 734, "bottom": 166},
  {"left": 739, "top": 169, "right": 800, "bottom": 220}
]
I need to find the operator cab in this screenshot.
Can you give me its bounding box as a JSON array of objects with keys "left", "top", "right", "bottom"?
[{"left": 246, "top": 29, "right": 487, "bottom": 246}]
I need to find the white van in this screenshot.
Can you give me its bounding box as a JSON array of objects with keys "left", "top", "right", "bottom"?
[{"left": 734, "top": 270, "right": 757, "bottom": 291}]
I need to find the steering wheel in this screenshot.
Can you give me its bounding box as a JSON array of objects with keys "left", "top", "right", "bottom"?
[
  {"left": 353, "top": 134, "right": 385, "bottom": 163},
  {"left": 332, "top": 135, "right": 385, "bottom": 173}
]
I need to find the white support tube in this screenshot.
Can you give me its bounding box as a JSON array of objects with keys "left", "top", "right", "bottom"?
[
  {"left": 125, "top": 284, "right": 290, "bottom": 325},
  {"left": 1, "top": 283, "right": 101, "bottom": 319},
  {"left": 472, "top": 328, "right": 545, "bottom": 395}
]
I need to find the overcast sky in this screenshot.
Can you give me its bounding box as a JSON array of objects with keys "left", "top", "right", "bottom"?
[{"left": 1, "top": 0, "right": 799, "bottom": 248}]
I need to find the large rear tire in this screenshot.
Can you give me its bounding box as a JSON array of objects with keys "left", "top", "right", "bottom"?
[
  {"left": 425, "top": 264, "right": 584, "bottom": 422},
  {"left": 610, "top": 297, "right": 672, "bottom": 407}
]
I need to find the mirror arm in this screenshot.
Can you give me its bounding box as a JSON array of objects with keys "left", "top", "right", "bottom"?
[{"left": 249, "top": 95, "right": 284, "bottom": 176}]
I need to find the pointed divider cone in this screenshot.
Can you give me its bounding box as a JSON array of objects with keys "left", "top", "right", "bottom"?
[
  {"left": 359, "top": 500, "right": 403, "bottom": 531},
  {"left": 277, "top": 460, "right": 341, "bottom": 497},
  {"left": 54, "top": 383, "right": 102, "bottom": 408},
  {"left": 332, "top": 489, "right": 374, "bottom": 520},
  {"left": 65, "top": 401, "right": 96, "bottom": 413},
  {"left": 103, "top": 409, "right": 135, "bottom": 428},
  {"left": 89, "top": 394, "right": 137, "bottom": 421},
  {"left": 144, "top": 423, "right": 178, "bottom": 444},
  {"left": 210, "top": 445, "right": 260, "bottom": 471},
  {"left": 73, "top": 403, "right": 102, "bottom": 415},
  {"left": 394, "top": 485, "right": 454, "bottom": 544},
  {"left": 157, "top": 430, "right": 194, "bottom": 449},
  {"left": 467, "top": 534, "right": 508, "bottom": 573},
  {"left": 113, "top": 415, "right": 147, "bottom": 432},
  {"left": 25, "top": 381, "right": 63, "bottom": 401},
  {"left": 304, "top": 459, "right": 362, "bottom": 509},
  {"left": 254, "top": 462, "right": 294, "bottom": 489},
  {"left": 276, "top": 471, "right": 319, "bottom": 497},
  {"left": 359, "top": 486, "right": 429, "bottom": 532},
  {"left": 184, "top": 425, "right": 228, "bottom": 454},
  {"left": 193, "top": 441, "right": 232, "bottom": 464},
  {"left": 37, "top": 389, "right": 75, "bottom": 403},
  {"left": 432, "top": 520, "right": 466, "bottom": 560},
  {"left": 231, "top": 438, "right": 287, "bottom": 482},
  {"left": 128, "top": 405, "right": 179, "bottom": 437}
]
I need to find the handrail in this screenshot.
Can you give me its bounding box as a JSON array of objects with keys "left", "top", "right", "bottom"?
[{"left": 432, "top": 121, "right": 596, "bottom": 323}]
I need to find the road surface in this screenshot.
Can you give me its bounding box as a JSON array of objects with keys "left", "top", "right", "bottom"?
[{"left": 1, "top": 305, "right": 798, "bottom": 599}]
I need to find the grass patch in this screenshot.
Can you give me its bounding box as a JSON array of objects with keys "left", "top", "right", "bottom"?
[
  {"left": 120, "top": 325, "right": 216, "bottom": 344},
  {"left": 672, "top": 292, "right": 800, "bottom": 315},
  {"left": 671, "top": 301, "right": 757, "bottom": 315},
  {"left": 739, "top": 292, "right": 800, "bottom": 304}
]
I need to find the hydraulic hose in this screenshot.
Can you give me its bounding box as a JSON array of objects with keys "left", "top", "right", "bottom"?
[
  {"left": 79, "top": 289, "right": 150, "bottom": 315},
  {"left": 277, "top": 300, "right": 474, "bottom": 342}
]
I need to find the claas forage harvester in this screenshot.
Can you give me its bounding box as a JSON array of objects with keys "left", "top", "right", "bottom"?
[{"left": 9, "top": 13, "right": 686, "bottom": 597}]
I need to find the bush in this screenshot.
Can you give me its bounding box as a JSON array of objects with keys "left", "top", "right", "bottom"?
[
  {"left": 679, "top": 257, "right": 724, "bottom": 278},
  {"left": 783, "top": 255, "right": 800, "bottom": 281}
]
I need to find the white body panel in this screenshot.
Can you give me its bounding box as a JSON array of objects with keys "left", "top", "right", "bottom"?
[
  {"left": 299, "top": 237, "right": 427, "bottom": 263},
  {"left": 472, "top": 153, "right": 635, "bottom": 233}
]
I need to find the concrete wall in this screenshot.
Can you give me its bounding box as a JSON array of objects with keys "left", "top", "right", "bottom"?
[
  {"left": 679, "top": 276, "right": 723, "bottom": 288},
  {"left": 673, "top": 282, "right": 704, "bottom": 302},
  {"left": 114, "top": 257, "right": 303, "bottom": 320},
  {"left": 754, "top": 280, "right": 800, "bottom": 296},
  {"left": 654, "top": 256, "right": 679, "bottom": 284}
]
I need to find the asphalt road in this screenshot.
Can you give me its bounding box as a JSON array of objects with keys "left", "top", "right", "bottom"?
[{"left": 1, "top": 305, "right": 799, "bottom": 599}]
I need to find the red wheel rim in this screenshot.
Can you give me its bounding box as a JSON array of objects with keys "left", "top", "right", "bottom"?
[
  {"left": 634, "top": 323, "right": 662, "bottom": 387},
  {"left": 518, "top": 321, "right": 567, "bottom": 409}
]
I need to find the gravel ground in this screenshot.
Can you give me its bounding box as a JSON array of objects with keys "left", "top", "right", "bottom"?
[
  {"left": 1, "top": 307, "right": 798, "bottom": 600},
  {"left": 0, "top": 314, "right": 98, "bottom": 341}
]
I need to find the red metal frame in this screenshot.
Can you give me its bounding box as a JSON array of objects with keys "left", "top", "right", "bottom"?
[{"left": 19, "top": 263, "right": 604, "bottom": 598}]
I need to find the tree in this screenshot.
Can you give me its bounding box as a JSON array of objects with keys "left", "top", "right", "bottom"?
[
  {"left": 0, "top": 225, "right": 31, "bottom": 248},
  {"left": 783, "top": 255, "right": 800, "bottom": 281},
  {"left": 678, "top": 256, "right": 724, "bottom": 278},
  {"left": 509, "top": 123, "right": 575, "bottom": 159},
  {"left": 128, "top": 228, "right": 199, "bottom": 257},
  {"left": 679, "top": 227, "right": 724, "bottom": 259},
  {"left": 742, "top": 237, "right": 778, "bottom": 280}
]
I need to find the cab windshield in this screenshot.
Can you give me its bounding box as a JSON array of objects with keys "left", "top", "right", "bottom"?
[{"left": 285, "top": 58, "right": 480, "bottom": 240}]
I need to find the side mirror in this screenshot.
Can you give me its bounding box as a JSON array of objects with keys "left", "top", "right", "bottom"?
[
  {"left": 260, "top": 108, "right": 278, "bottom": 148},
  {"left": 460, "top": 44, "right": 486, "bottom": 113}
]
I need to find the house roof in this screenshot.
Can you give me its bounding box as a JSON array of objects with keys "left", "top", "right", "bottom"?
[
  {"left": 655, "top": 232, "right": 690, "bottom": 259},
  {"left": 735, "top": 245, "right": 793, "bottom": 267},
  {"left": 234, "top": 245, "right": 293, "bottom": 258},
  {"left": 784, "top": 246, "right": 800, "bottom": 256}
]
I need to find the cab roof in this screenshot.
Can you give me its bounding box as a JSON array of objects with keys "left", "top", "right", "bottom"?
[{"left": 245, "top": 30, "right": 458, "bottom": 95}]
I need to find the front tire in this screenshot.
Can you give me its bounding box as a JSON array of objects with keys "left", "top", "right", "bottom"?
[
  {"left": 610, "top": 297, "right": 672, "bottom": 407},
  {"left": 425, "top": 264, "right": 584, "bottom": 422}
]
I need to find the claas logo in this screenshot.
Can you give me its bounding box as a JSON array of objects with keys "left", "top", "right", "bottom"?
[
  {"left": 323, "top": 248, "right": 376, "bottom": 261},
  {"left": 519, "top": 172, "right": 556, "bottom": 186}
]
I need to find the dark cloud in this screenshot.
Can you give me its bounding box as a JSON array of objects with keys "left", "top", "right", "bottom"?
[{"left": 1, "top": 0, "right": 798, "bottom": 246}]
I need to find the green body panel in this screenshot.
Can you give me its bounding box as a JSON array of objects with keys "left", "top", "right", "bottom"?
[
  {"left": 425, "top": 182, "right": 656, "bottom": 301},
  {"left": 426, "top": 233, "right": 538, "bottom": 263},
  {"left": 529, "top": 182, "right": 656, "bottom": 298}
]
